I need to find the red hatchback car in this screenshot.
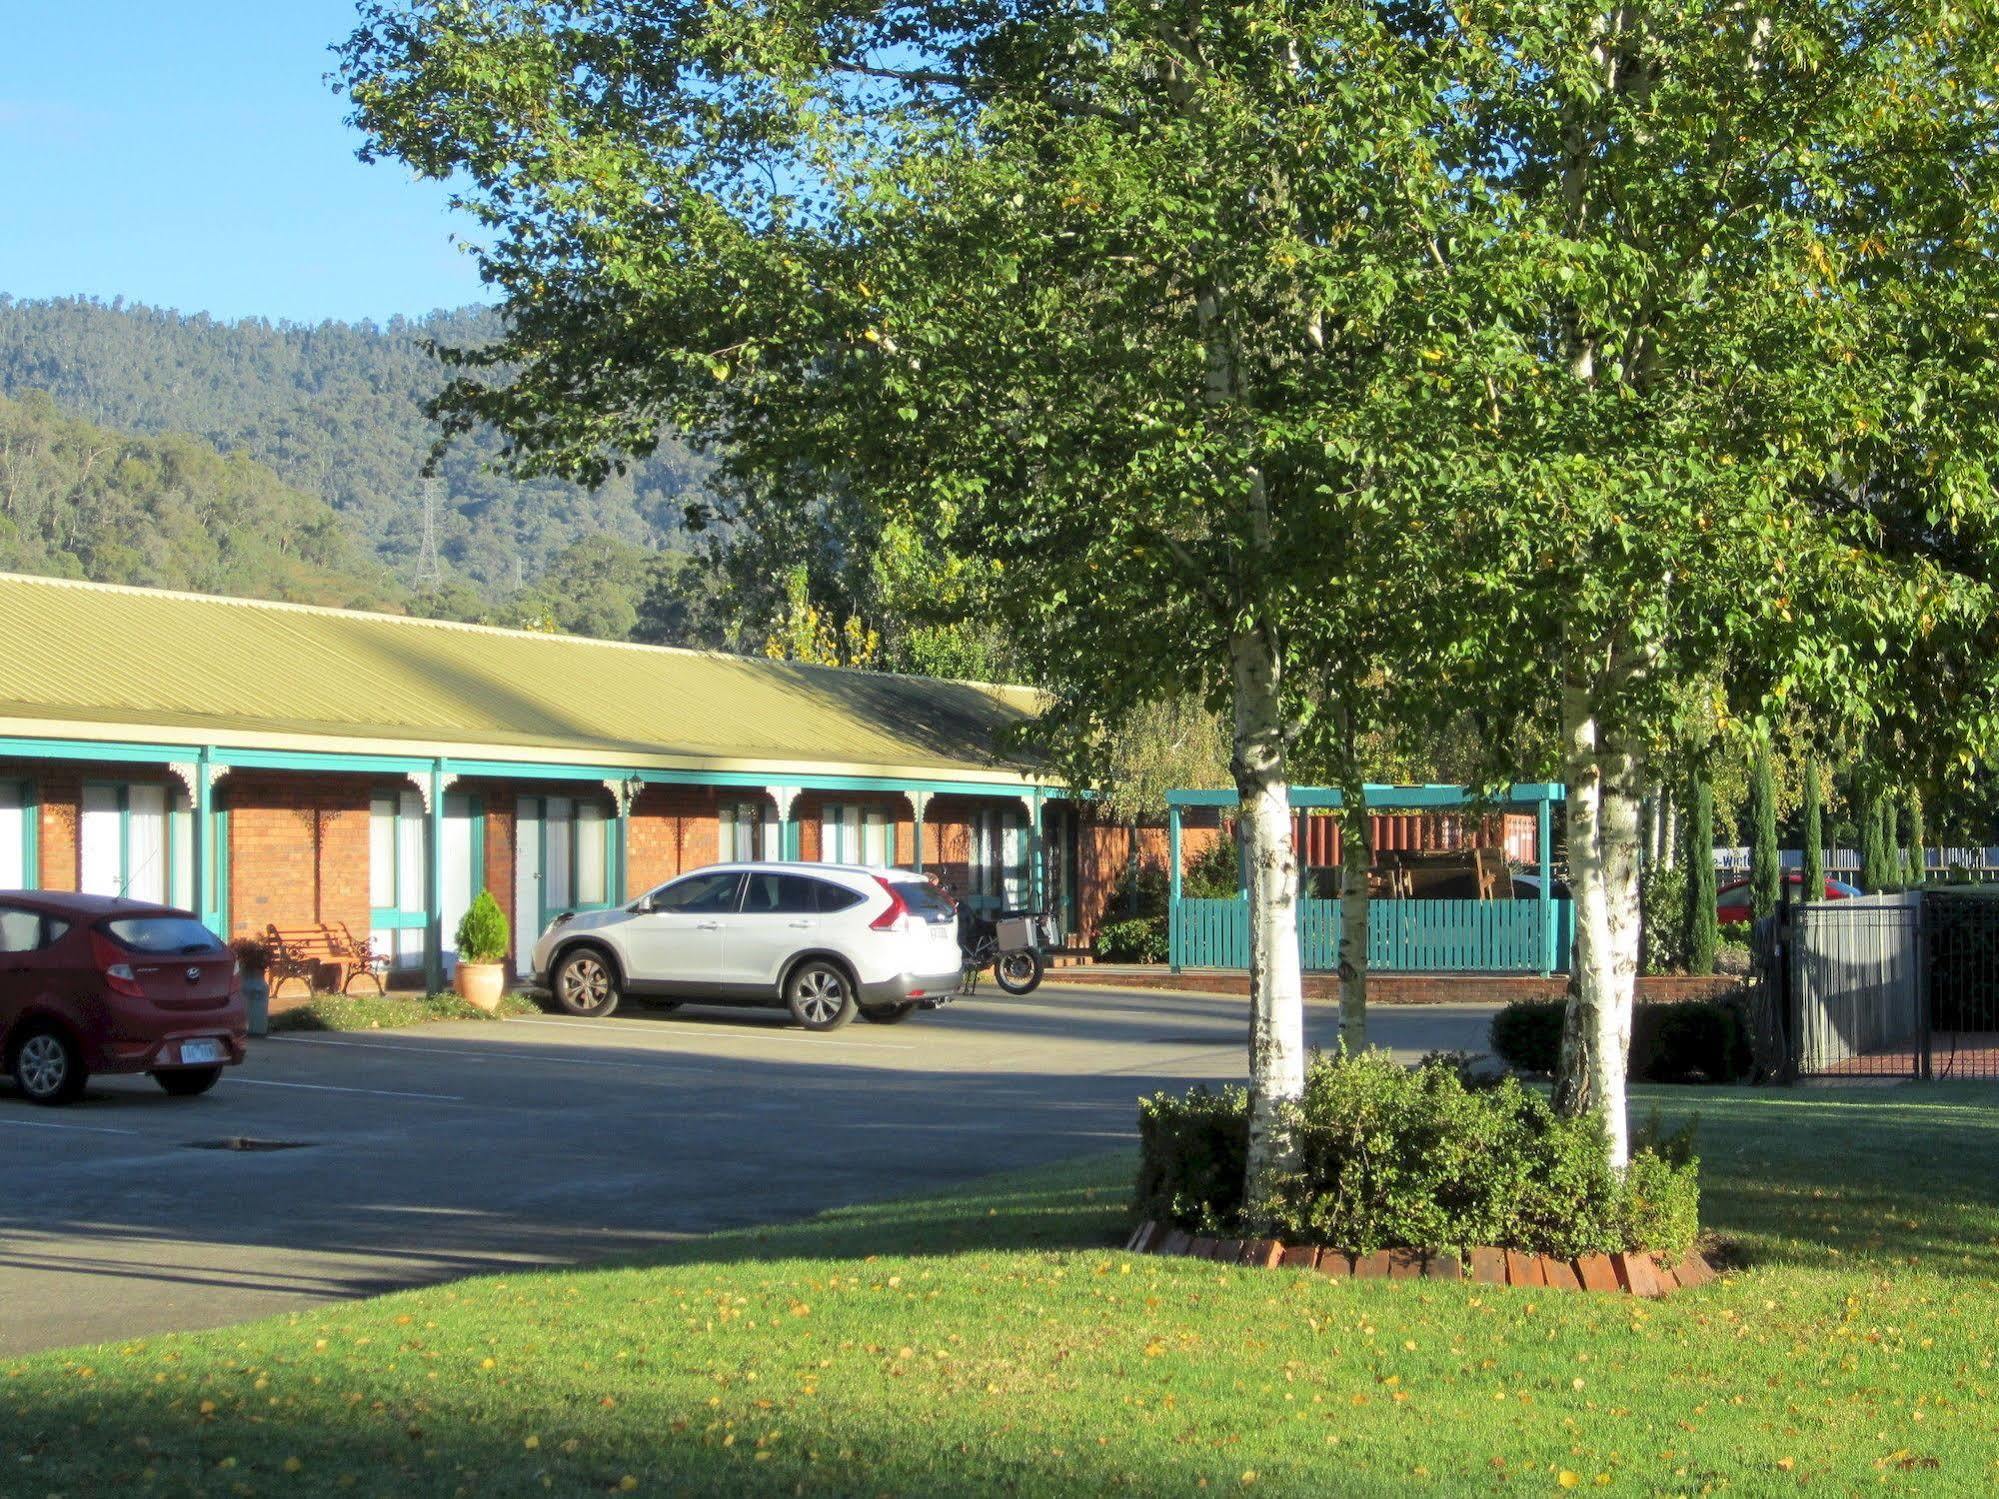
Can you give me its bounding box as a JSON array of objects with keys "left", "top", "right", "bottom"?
[{"left": 0, "top": 892, "right": 245, "bottom": 1105}]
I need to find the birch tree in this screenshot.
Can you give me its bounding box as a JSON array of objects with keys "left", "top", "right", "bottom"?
[
  {"left": 1427, "top": 2, "right": 1999, "bottom": 1163},
  {"left": 341, "top": 0, "right": 1483, "bottom": 1214}
]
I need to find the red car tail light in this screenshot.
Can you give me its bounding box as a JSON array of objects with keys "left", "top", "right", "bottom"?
[
  {"left": 870, "top": 877, "right": 911, "bottom": 933},
  {"left": 89, "top": 930, "right": 146, "bottom": 998}
]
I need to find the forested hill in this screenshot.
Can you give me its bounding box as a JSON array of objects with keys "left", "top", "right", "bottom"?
[
  {"left": 0, "top": 297, "right": 712, "bottom": 592},
  {"left": 0, "top": 389, "right": 408, "bottom": 610}
]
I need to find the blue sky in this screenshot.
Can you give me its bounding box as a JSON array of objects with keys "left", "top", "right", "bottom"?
[{"left": 0, "top": 3, "right": 493, "bottom": 324}]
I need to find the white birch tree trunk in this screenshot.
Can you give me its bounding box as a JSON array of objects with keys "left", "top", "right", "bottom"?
[
  {"left": 1554, "top": 672, "right": 1635, "bottom": 1168},
  {"left": 1232, "top": 627, "right": 1305, "bottom": 1220}
]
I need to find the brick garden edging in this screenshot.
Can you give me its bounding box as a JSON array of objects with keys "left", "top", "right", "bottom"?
[{"left": 1123, "top": 1221, "right": 1717, "bottom": 1297}]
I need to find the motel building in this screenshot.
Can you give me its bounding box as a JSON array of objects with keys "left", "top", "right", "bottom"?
[{"left": 0, "top": 573, "right": 1139, "bottom": 990}]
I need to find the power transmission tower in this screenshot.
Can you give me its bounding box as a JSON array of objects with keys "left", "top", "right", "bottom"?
[{"left": 414, "top": 476, "right": 445, "bottom": 588}]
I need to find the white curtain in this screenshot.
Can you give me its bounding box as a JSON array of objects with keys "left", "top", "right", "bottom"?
[
  {"left": 721, "top": 800, "right": 774, "bottom": 863},
  {"left": 823, "top": 803, "right": 863, "bottom": 863},
  {"left": 576, "top": 803, "right": 607, "bottom": 904},
  {"left": 169, "top": 788, "right": 194, "bottom": 912},
  {"left": 0, "top": 783, "right": 25, "bottom": 889},
  {"left": 514, "top": 795, "right": 542, "bottom": 971},
  {"left": 862, "top": 808, "right": 891, "bottom": 866},
  {"left": 545, "top": 796, "right": 574, "bottom": 909},
  {"left": 440, "top": 794, "right": 476, "bottom": 973},
  {"left": 80, "top": 784, "right": 120, "bottom": 896}
]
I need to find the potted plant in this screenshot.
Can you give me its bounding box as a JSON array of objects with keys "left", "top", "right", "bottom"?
[
  {"left": 232, "top": 937, "right": 272, "bottom": 1037},
  {"left": 453, "top": 890, "right": 510, "bottom": 1013}
]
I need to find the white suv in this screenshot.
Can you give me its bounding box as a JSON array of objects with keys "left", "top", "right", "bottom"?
[{"left": 529, "top": 863, "right": 965, "bottom": 1031}]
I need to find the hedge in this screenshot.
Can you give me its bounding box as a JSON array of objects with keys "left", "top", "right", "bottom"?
[
  {"left": 1135, "top": 1051, "right": 1699, "bottom": 1260},
  {"left": 1096, "top": 915, "right": 1168, "bottom": 964},
  {"left": 1488, "top": 993, "right": 1755, "bottom": 1083}
]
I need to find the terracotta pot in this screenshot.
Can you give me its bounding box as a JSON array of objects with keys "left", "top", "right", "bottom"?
[{"left": 454, "top": 960, "right": 507, "bottom": 1013}]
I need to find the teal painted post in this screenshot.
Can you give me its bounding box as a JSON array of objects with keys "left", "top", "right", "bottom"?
[
  {"left": 1536, "top": 795, "right": 1555, "bottom": 976},
  {"left": 612, "top": 790, "right": 629, "bottom": 906},
  {"left": 22, "top": 778, "right": 39, "bottom": 889},
  {"left": 1168, "top": 804, "right": 1183, "bottom": 971},
  {"left": 911, "top": 791, "right": 926, "bottom": 871},
  {"left": 1030, "top": 789, "right": 1046, "bottom": 912},
  {"left": 425, "top": 761, "right": 445, "bottom": 993},
  {"left": 194, "top": 747, "right": 217, "bottom": 934},
  {"left": 777, "top": 789, "right": 802, "bottom": 861}
]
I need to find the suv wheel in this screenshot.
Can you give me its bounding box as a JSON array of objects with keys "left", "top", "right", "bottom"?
[
  {"left": 786, "top": 960, "right": 857, "bottom": 1032},
  {"left": 553, "top": 947, "right": 622, "bottom": 1018},
  {"left": 12, "top": 1025, "right": 86, "bottom": 1105}
]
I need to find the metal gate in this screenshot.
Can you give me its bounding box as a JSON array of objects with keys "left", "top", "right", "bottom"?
[
  {"left": 1923, "top": 892, "right": 1999, "bottom": 1080},
  {"left": 1777, "top": 891, "right": 1999, "bottom": 1081},
  {"left": 1786, "top": 894, "right": 1924, "bottom": 1078}
]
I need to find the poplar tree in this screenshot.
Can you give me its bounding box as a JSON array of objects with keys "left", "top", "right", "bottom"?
[
  {"left": 1861, "top": 783, "right": 1894, "bottom": 894},
  {"left": 1906, "top": 791, "right": 1928, "bottom": 889},
  {"left": 1800, "top": 763, "right": 1824, "bottom": 907},
  {"left": 1749, "top": 743, "right": 1780, "bottom": 921}
]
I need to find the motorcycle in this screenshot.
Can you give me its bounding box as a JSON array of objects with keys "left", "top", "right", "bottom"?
[{"left": 957, "top": 907, "right": 1048, "bottom": 995}]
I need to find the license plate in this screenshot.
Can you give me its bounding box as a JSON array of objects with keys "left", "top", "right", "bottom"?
[{"left": 179, "top": 1039, "right": 224, "bottom": 1066}]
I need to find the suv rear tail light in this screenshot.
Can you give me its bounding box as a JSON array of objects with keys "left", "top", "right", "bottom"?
[
  {"left": 89, "top": 930, "right": 146, "bottom": 998},
  {"left": 869, "top": 877, "right": 912, "bottom": 933}
]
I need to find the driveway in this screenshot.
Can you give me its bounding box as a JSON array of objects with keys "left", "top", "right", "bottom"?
[{"left": 0, "top": 986, "right": 1497, "bottom": 1355}]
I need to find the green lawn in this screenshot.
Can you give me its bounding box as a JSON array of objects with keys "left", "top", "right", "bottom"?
[
  {"left": 267, "top": 991, "right": 542, "bottom": 1032},
  {"left": 8, "top": 1085, "right": 1997, "bottom": 1496}
]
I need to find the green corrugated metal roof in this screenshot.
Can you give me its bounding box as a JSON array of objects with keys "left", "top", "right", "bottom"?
[{"left": 0, "top": 573, "right": 1042, "bottom": 782}]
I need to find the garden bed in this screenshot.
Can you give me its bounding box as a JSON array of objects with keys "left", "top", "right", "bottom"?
[{"left": 1124, "top": 1220, "right": 1718, "bottom": 1296}]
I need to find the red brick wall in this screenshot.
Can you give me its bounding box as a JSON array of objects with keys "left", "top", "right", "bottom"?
[
  {"left": 33, "top": 764, "right": 80, "bottom": 891},
  {"left": 1075, "top": 812, "right": 1224, "bottom": 942},
  {"left": 627, "top": 783, "right": 721, "bottom": 892},
  {"left": 223, "top": 772, "right": 373, "bottom": 940},
  {"left": 481, "top": 795, "right": 515, "bottom": 914}
]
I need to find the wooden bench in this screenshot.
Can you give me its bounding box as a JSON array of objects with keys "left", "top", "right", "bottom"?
[
  {"left": 264, "top": 924, "right": 387, "bottom": 998},
  {"left": 333, "top": 924, "right": 388, "bottom": 996}
]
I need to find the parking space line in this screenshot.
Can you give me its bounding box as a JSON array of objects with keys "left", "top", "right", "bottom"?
[
  {"left": 232, "top": 1077, "right": 464, "bottom": 1103},
  {"left": 0, "top": 1116, "right": 137, "bottom": 1135},
  {"left": 264, "top": 1034, "right": 725, "bottom": 1072},
  {"left": 502, "top": 1016, "right": 916, "bottom": 1052}
]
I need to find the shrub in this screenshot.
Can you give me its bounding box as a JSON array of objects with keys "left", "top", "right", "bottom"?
[
  {"left": 1096, "top": 915, "right": 1167, "bottom": 964},
  {"left": 455, "top": 889, "right": 510, "bottom": 965},
  {"left": 1181, "top": 831, "right": 1242, "bottom": 900},
  {"left": 1488, "top": 994, "right": 1754, "bottom": 1082},
  {"left": 1135, "top": 1084, "right": 1248, "bottom": 1231},
  {"left": 1135, "top": 1053, "right": 1700, "bottom": 1258},
  {"left": 230, "top": 937, "right": 270, "bottom": 973},
  {"left": 1645, "top": 996, "right": 1752, "bottom": 1082},
  {"left": 1718, "top": 919, "right": 1751, "bottom": 945},
  {"left": 1640, "top": 863, "right": 1688, "bottom": 974},
  {"left": 1489, "top": 999, "right": 1567, "bottom": 1074},
  {"left": 1103, "top": 859, "right": 1169, "bottom": 923}
]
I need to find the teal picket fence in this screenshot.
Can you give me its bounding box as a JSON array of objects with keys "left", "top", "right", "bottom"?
[{"left": 1170, "top": 896, "right": 1573, "bottom": 974}]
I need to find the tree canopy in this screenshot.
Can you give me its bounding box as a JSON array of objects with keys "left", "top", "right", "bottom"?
[{"left": 341, "top": 0, "right": 1999, "bottom": 1189}]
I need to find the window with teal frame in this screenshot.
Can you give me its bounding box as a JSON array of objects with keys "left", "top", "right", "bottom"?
[
  {"left": 79, "top": 781, "right": 192, "bottom": 907},
  {"left": 821, "top": 803, "right": 891, "bottom": 865},
  {"left": 370, "top": 788, "right": 429, "bottom": 970}
]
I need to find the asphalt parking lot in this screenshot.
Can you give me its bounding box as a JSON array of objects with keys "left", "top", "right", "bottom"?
[{"left": 0, "top": 985, "right": 1498, "bottom": 1355}]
